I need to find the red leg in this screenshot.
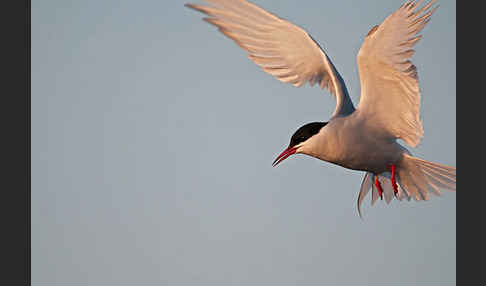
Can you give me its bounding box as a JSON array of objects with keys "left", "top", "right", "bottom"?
[
  {"left": 390, "top": 164, "right": 399, "bottom": 197},
  {"left": 374, "top": 176, "right": 383, "bottom": 200}
]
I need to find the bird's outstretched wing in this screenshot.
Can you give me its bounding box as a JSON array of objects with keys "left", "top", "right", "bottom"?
[
  {"left": 356, "top": 0, "right": 438, "bottom": 147},
  {"left": 185, "top": 0, "right": 355, "bottom": 118}
]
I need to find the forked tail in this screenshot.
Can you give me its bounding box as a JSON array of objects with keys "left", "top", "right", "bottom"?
[{"left": 357, "top": 153, "right": 456, "bottom": 217}]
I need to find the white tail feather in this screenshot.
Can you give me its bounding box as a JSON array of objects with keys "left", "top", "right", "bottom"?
[
  {"left": 398, "top": 153, "right": 456, "bottom": 196},
  {"left": 357, "top": 153, "right": 455, "bottom": 217}
]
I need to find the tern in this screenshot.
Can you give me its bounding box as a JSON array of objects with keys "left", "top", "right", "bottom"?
[{"left": 185, "top": 0, "right": 456, "bottom": 216}]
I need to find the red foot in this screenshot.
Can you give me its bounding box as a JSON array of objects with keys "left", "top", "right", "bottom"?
[
  {"left": 374, "top": 176, "right": 383, "bottom": 200},
  {"left": 389, "top": 164, "right": 399, "bottom": 197}
]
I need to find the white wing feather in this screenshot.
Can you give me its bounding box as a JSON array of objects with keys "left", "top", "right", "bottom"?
[
  {"left": 186, "top": 0, "right": 355, "bottom": 117},
  {"left": 356, "top": 0, "right": 438, "bottom": 147}
]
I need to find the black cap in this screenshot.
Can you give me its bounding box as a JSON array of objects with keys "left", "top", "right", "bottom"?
[{"left": 289, "top": 122, "right": 327, "bottom": 147}]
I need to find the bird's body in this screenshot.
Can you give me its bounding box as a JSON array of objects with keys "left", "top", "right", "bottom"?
[
  {"left": 302, "top": 113, "right": 406, "bottom": 174},
  {"left": 186, "top": 0, "right": 456, "bottom": 216}
]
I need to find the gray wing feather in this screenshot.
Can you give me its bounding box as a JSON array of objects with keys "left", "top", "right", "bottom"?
[
  {"left": 186, "top": 0, "right": 355, "bottom": 118},
  {"left": 356, "top": 0, "right": 438, "bottom": 147}
]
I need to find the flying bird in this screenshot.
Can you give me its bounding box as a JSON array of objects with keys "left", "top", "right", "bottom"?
[{"left": 185, "top": 0, "right": 456, "bottom": 217}]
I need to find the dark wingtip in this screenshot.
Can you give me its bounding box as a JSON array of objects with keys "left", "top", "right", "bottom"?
[{"left": 184, "top": 3, "right": 197, "bottom": 10}]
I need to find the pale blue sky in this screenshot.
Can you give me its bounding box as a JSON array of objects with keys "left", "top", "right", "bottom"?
[{"left": 32, "top": 0, "right": 455, "bottom": 285}]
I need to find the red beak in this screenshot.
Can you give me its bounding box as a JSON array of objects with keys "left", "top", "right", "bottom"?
[{"left": 272, "top": 146, "right": 298, "bottom": 167}]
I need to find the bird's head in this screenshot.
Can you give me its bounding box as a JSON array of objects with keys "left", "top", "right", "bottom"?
[{"left": 272, "top": 122, "right": 328, "bottom": 167}]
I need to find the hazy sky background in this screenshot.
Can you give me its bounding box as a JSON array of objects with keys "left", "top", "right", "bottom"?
[{"left": 32, "top": 0, "right": 456, "bottom": 285}]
